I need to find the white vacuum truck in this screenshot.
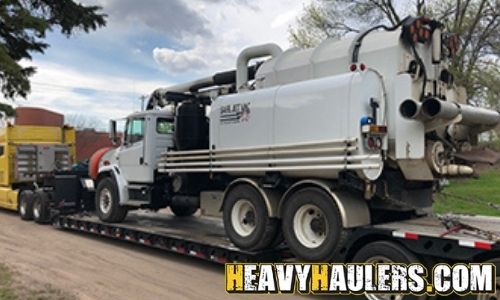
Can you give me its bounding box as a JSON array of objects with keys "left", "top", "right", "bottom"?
[{"left": 90, "top": 17, "right": 500, "bottom": 261}]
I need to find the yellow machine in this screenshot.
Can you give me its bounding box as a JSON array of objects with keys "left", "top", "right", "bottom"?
[{"left": 0, "top": 122, "right": 76, "bottom": 212}]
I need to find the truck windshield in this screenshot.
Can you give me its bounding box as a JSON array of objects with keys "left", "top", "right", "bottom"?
[{"left": 157, "top": 118, "right": 174, "bottom": 134}]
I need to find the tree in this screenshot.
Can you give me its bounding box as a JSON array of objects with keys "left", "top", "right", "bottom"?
[
  {"left": 290, "top": 0, "right": 499, "bottom": 106},
  {"left": 0, "top": 103, "right": 16, "bottom": 117},
  {"left": 66, "top": 113, "right": 104, "bottom": 130},
  {"left": 0, "top": 0, "right": 106, "bottom": 99}
]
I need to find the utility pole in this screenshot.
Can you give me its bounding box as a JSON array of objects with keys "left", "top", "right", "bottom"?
[{"left": 139, "top": 95, "right": 147, "bottom": 111}]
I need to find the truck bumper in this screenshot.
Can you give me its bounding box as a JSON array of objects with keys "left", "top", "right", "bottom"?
[{"left": 0, "top": 187, "right": 19, "bottom": 211}]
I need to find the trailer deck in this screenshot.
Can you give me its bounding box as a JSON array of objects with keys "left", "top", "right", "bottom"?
[
  {"left": 342, "top": 215, "right": 500, "bottom": 262},
  {"left": 374, "top": 215, "right": 500, "bottom": 244},
  {"left": 53, "top": 211, "right": 290, "bottom": 264},
  {"left": 53, "top": 209, "right": 499, "bottom": 265}
]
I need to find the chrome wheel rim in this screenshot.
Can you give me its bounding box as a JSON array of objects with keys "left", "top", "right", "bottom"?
[
  {"left": 99, "top": 188, "right": 112, "bottom": 214},
  {"left": 365, "top": 256, "right": 404, "bottom": 300},
  {"left": 231, "top": 199, "right": 256, "bottom": 237},
  {"left": 293, "top": 204, "right": 328, "bottom": 249},
  {"left": 33, "top": 201, "right": 40, "bottom": 219},
  {"left": 19, "top": 200, "right": 26, "bottom": 216}
]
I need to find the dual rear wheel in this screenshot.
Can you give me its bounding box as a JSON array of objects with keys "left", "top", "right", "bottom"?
[
  {"left": 223, "top": 185, "right": 344, "bottom": 260},
  {"left": 223, "top": 185, "right": 281, "bottom": 251},
  {"left": 18, "top": 190, "right": 51, "bottom": 224}
]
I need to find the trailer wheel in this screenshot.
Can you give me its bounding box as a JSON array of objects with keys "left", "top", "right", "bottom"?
[
  {"left": 33, "top": 191, "right": 51, "bottom": 224},
  {"left": 18, "top": 190, "right": 34, "bottom": 221},
  {"left": 96, "top": 177, "right": 128, "bottom": 223},
  {"left": 466, "top": 258, "right": 499, "bottom": 300},
  {"left": 170, "top": 204, "right": 198, "bottom": 217},
  {"left": 223, "top": 184, "right": 279, "bottom": 251},
  {"left": 282, "top": 187, "right": 347, "bottom": 261},
  {"left": 352, "top": 241, "right": 429, "bottom": 300}
]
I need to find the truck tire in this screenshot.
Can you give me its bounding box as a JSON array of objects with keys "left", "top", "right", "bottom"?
[
  {"left": 170, "top": 204, "right": 198, "bottom": 217},
  {"left": 465, "top": 257, "right": 499, "bottom": 300},
  {"left": 18, "top": 190, "right": 34, "bottom": 221},
  {"left": 95, "top": 177, "right": 128, "bottom": 223},
  {"left": 352, "top": 241, "right": 430, "bottom": 300},
  {"left": 223, "top": 184, "right": 279, "bottom": 251},
  {"left": 33, "top": 191, "right": 51, "bottom": 224},
  {"left": 282, "top": 187, "right": 347, "bottom": 261}
]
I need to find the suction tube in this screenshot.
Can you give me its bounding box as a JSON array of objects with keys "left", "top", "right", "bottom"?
[
  {"left": 400, "top": 99, "right": 423, "bottom": 120},
  {"left": 400, "top": 98, "right": 500, "bottom": 129},
  {"left": 236, "top": 43, "right": 282, "bottom": 92}
]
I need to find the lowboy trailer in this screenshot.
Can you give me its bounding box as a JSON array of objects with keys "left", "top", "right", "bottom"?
[
  {"left": 5, "top": 154, "right": 498, "bottom": 300},
  {"left": 43, "top": 170, "right": 498, "bottom": 300}
]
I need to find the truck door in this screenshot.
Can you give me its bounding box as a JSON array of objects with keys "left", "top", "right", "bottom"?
[{"left": 118, "top": 118, "right": 152, "bottom": 183}]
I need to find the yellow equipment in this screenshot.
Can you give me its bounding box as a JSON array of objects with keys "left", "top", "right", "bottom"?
[{"left": 0, "top": 118, "right": 76, "bottom": 212}]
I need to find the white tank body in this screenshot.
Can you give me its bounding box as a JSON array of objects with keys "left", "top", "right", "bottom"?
[
  {"left": 255, "top": 31, "right": 408, "bottom": 89},
  {"left": 210, "top": 71, "right": 385, "bottom": 180}
]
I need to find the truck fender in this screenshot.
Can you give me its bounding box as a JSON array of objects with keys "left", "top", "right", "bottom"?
[
  {"left": 89, "top": 147, "right": 114, "bottom": 180},
  {"left": 97, "top": 165, "right": 129, "bottom": 206},
  {"left": 220, "top": 178, "right": 280, "bottom": 218},
  {"left": 278, "top": 179, "right": 371, "bottom": 228}
]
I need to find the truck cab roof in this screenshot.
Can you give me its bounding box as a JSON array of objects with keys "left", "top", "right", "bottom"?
[{"left": 126, "top": 109, "right": 174, "bottom": 120}]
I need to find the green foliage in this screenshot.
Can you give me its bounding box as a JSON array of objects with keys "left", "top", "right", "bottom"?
[
  {"left": 434, "top": 170, "right": 500, "bottom": 216},
  {"left": 0, "top": 0, "right": 106, "bottom": 99},
  {"left": 290, "top": 0, "right": 499, "bottom": 107},
  {"left": 0, "top": 102, "right": 16, "bottom": 116}
]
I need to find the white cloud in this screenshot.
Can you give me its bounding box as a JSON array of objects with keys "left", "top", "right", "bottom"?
[
  {"left": 153, "top": 0, "right": 310, "bottom": 75},
  {"left": 29, "top": 60, "right": 169, "bottom": 95},
  {"left": 153, "top": 47, "right": 208, "bottom": 73},
  {"left": 2, "top": 60, "right": 172, "bottom": 127},
  {"left": 2, "top": 1, "right": 312, "bottom": 126},
  {"left": 271, "top": 9, "right": 301, "bottom": 28}
]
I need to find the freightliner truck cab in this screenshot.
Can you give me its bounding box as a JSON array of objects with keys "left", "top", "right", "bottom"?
[
  {"left": 91, "top": 99, "right": 209, "bottom": 222},
  {"left": 91, "top": 109, "right": 178, "bottom": 222}
]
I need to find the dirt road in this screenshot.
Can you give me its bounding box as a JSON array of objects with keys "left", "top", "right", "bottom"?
[{"left": 0, "top": 211, "right": 308, "bottom": 300}]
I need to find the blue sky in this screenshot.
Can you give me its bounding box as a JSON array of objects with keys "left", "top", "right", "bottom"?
[{"left": 1, "top": 0, "right": 311, "bottom": 130}]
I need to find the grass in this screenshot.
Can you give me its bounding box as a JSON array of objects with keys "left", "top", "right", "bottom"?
[
  {"left": 434, "top": 169, "right": 500, "bottom": 216},
  {"left": 0, "top": 264, "right": 18, "bottom": 300},
  {"left": 0, "top": 263, "right": 74, "bottom": 300}
]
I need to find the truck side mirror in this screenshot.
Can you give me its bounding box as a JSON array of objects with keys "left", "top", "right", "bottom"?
[{"left": 109, "top": 120, "right": 118, "bottom": 145}]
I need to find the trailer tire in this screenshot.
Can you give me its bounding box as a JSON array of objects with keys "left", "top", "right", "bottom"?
[
  {"left": 171, "top": 204, "right": 198, "bottom": 217},
  {"left": 464, "top": 257, "right": 499, "bottom": 300},
  {"left": 33, "top": 191, "right": 51, "bottom": 224},
  {"left": 282, "top": 187, "right": 347, "bottom": 261},
  {"left": 18, "top": 190, "right": 34, "bottom": 221},
  {"left": 223, "top": 184, "right": 279, "bottom": 251},
  {"left": 352, "top": 241, "right": 430, "bottom": 300},
  {"left": 96, "top": 177, "right": 128, "bottom": 223}
]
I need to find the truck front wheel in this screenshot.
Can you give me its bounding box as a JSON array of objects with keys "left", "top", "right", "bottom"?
[
  {"left": 96, "top": 177, "right": 128, "bottom": 223},
  {"left": 282, "top": 187, "right": 347, "bottom": 261},
  {"left": 18, "top": 190, "right": 34, "bottom": 221},
  {"left": 223, "top": 184, "right": 279, "bottom": 251}
]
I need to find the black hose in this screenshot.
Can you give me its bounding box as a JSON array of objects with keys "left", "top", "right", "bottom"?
[
  {"left": 411, "top": 43, "right": 428, "bottom": 102},
  {"left": 351, "top": 17, "right": 410, "bottom": 63}
]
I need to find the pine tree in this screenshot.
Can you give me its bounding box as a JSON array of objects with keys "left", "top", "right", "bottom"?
[{"left": 0, "top": 0, "right": 106, "bottom": 99}]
